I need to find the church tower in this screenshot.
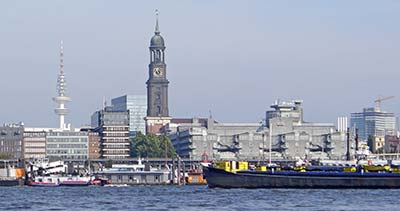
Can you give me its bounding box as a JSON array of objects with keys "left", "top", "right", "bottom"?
[{"left": 145, "top": 11, "right": 171, "bottom": 134}]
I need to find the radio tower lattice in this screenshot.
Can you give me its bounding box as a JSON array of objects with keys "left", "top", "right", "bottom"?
[{"left": 52, "top": 40, "right": 71, "bottom": 130}]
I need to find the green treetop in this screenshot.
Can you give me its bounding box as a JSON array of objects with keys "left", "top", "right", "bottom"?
[{"left": 131, "top": 132, "right": 177, "bottom": 158}]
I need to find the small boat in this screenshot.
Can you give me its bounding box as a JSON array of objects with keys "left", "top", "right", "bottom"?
[
  {"left": 91, "top": 178, "right": 110, "bottom": 186},
  {"left": 0, "top": 178, "right": 21, "bottom": 186},
  {"left": 28, "top": 176, "right": 59, "bottom": 187},
  {"left": 59, "top": 176, "right": 91, "bottom": 186}
]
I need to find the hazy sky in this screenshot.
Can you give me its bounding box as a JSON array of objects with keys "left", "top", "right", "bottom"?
[{"left": 1, "top": 1, "right": 400, "bottom": 127}]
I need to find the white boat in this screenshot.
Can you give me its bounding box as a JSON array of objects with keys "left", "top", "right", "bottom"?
[
  {"left": 59, "top": 176, "right": 91, "bottom": 186},
  {"left": 29, "top": 176, "right": 59, "bottom": 187}
]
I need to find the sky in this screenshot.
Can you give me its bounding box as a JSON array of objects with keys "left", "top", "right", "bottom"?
[{"left": 0, "top": 1, "right": 400, "bottom": 128}]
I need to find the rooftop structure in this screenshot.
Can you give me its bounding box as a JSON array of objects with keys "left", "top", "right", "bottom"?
[{"left": 266, "top": 100, "right": 303, "bottom": 128}]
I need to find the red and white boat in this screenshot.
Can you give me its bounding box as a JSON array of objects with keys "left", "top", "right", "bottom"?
[
  {"left": 28, "top": 176, "right": 59, "bottom": 187},
  {"left": 59, "top": 176, "right": 91, "bottom": 186}
]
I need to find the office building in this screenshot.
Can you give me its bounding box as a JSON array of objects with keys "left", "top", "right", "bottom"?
[
  {"left": 23, "top": 128, "right": 47, "bottom": 159},
  {"left": 112, "top": 95, "right": 147, "bottom": 136},
  {"left": 46, "top": 131, "right": 89, "bottom": 160},
  {"left": 350, "top": 107, "right": 396, "bottom": 141},
  {"left": 91, "top": 107, "right": 130, "bottom": 159},
  {"left": 0, "top": 123, "right": 24, "bottom": 159}
]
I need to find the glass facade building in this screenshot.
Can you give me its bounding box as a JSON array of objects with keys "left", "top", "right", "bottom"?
[
  {"left": 350, "top": 107, "right": 396, "bottom": 141},
  {"left": 111, "top": 95, "right": 147, "bottom": 136}
]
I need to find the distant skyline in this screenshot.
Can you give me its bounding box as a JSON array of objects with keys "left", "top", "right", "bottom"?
[{"left": 0, "top": 1, "right": 399, "bottom": 127}]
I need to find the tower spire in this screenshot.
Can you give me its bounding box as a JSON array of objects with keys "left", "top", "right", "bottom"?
[
  {"left": 155, "top": 9, "right": 160, "bottom": 34},
  {"left": 53, "top": 40, "right": 71, "bottom": 130},
  {"left": 58, "top": 40, "right": 66, "bottom": 96}
]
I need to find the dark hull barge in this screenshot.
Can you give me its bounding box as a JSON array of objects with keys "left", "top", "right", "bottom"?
[{"left": 203, "top": 166, "right": 400, "bottom": 189}]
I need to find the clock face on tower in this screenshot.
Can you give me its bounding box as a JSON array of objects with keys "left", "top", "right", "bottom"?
[{"left": 153, "top": 67, "right": 163, "bottom": 77}]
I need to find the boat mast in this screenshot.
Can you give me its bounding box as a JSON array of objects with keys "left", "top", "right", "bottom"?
[
  {"left": 346, "top": 127, "right": 351, "bottom": 161},
  {"left": 269, "top": 121, "right": 272, "bottom": 165}
]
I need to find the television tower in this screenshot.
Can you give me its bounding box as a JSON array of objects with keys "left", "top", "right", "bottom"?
[{"left": 53, "top": 40, "right": 71, "bottom": 130}]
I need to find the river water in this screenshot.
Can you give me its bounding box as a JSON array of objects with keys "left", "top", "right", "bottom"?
[{"left": 0, "top": 185, "right": 398, "bottom": 210}]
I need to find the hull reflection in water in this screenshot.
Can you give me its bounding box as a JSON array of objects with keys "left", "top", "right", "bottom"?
[{"left": 203, "top": 166, "right": 400, "bottom": 189}]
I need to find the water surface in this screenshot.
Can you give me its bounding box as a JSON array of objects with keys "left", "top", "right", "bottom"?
[{"left": 0, "top": 186, "right": 397, "bottom": 210}]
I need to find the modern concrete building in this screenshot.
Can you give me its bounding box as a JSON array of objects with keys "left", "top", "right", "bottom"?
[
  {"left": 350, "top": 107, "right": 396, "bottom": 141},
  {"left": 0, "top": 123, "right": 24, "bottom": 159},
  {"left": 91, "top": 107, "right": 130, "bottom": 159},
  {"left": 23, "top": 128, "right": 47, "bottom": 159},
  {"left": 168, "top": 118, "right": 261, "bottom": 160},
  {"left": 169, "top": 100, "right": 348, "bottom": 161},
  {"left": 46, "top": 131, "right": 89, "bottom": 160},
  {"left": 112, "top": 95, "right": 147, "bottom": 136}
]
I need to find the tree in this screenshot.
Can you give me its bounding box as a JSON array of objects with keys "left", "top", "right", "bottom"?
[
  {"left": 131, "top": 132, "right": 177, "bottom": 158},
  {"left": 159, "top": 135, "right": 177, "bottom": 158},
  {"left": 105, "top": 159, "right": 113, "bottom": 168}
]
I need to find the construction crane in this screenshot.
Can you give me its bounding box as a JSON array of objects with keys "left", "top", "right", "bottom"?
[{"left": 374, "top": 96, "right": 395, "bottom": 111}]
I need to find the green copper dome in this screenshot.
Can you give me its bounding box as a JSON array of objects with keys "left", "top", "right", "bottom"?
[
  {"left": 150, "top": 10, "right": 165, "bottom": 48},
  {"left": 150, "top": 34, "right": 165, "bottom": 48}
]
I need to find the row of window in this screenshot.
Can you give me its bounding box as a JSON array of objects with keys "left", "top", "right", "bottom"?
[
  {"left": 103, "top": 145, "right": 130, "bottom": 149},
  {"left": 24, "top": 148, "right": 46, "bottom": 153},
  {"left": 103, "top": 150, "right": 130, "bottom": 154},
  {"left": 47, "top": 138, "right": 88, "bottom": 143},
  {"left": 103, "top": 133, "right": 129, "bottom": 137},
  {"left": 0, "top": 140, "right": 22, "bottom": 146},
  {"left": 47, "top": 144, "right": 87, "bottom": 148},
  {"left": 24, "top": 142, "right": 46, "bottom": 147},
  {"left": 103, "top": 127, "right": 129, "bottom": 131},
  {"left": 23, "top": 132, "right": 46, "bottom": 137},
  {"left": 47, "top": 149, "right": 87, "bottom": 154},
  {"left": 101, "top": 138, "right": 129, "bottom": 143}
]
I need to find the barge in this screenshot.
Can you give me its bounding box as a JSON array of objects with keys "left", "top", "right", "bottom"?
[{"left": 203, "top": 161, "right": 400, "bottom": 189}]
